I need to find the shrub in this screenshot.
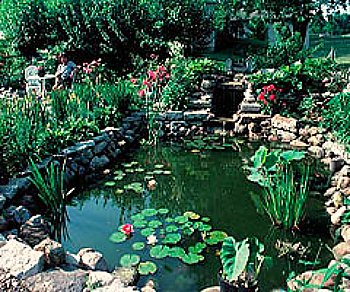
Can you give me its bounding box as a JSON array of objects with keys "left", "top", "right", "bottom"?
[
  {"left": 247, "top": 146, "right": 310, "bottom": 230},
  {"left": 322, "top": 92, "right": 350, "bottom": 145}
]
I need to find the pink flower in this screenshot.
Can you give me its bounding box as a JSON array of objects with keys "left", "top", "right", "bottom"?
[
  {"left": 148, "top": 70, "right": 157, "bottom": 80},
  {"left": 130, "top": 78, "right": 137, "bottom": 84},
  {"left": 258, "top": 93, "right": 265, "bottom": 101},
  {"left": 150, "top": 54, "right": 157, "bottom": 59},
  {"left": 267, "top": 84, "right": 275, "bottom": 91},
  {"left": 165, "top": 73, "right": 170, "bottom": 79},
  {"left": 278, "top": 88, "right": 283, "bottom": 92},
  {"left": 159, "top": 64, "right": 166, "bottom": 72},
  {"left": 269, "top": 94, "right": 276, "bottom": 101},
  {"left": 142, "top": 79, "right": 151, "bottom": 87},
  {"left": 138, "top": 89, "right": 145, "bottom": 97},
  {"left": 121, "top": 224, "right": 134, "bottom": 236},
  {"left": 263, "top": 100, "right": 268, "bottom": 105}
]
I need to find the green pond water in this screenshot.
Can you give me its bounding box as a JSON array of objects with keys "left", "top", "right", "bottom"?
[{"left": 63, "top": 141, "right": 332, "bottom": 292}]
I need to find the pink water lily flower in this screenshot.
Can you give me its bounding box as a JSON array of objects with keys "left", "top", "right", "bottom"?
[{"left": 121, "top": 224, "right": 134, "bottom": 236}]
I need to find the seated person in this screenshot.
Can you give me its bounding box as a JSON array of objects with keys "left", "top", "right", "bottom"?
[{"left": 53, "top": 53, "right": 76, "bottom": 90}]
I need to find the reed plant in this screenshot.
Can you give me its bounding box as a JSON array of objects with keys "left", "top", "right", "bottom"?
[
  {"left": 29, "top": 158, "right": 73, "bottom": 241},
  {"left": 247, "top": 146, "right": 310, "bottom": 230}
]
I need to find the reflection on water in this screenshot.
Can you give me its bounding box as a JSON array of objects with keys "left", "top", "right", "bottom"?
[{"left": 63, "top": 142, "right": 332, "bottom": 291}]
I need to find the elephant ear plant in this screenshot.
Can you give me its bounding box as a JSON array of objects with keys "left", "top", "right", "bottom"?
[
  {"left": 219, "top": 236, "right": 271, "bottom": 291},
  {"left": 247, "top": 146, "right": 310, "bottom": 230}
]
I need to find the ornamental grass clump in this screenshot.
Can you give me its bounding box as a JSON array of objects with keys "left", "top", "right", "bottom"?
[{"left": 247, "top": 146, "right": 310, "bottom": 230}]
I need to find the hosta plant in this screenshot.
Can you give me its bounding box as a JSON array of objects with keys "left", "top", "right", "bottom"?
[{"left": 219, "top": 236, "right": 271, "bottom": 290}]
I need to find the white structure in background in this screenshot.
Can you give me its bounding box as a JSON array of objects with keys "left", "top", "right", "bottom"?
[{"left": 24, "top": 66, "right": 41, "bottom": 95}]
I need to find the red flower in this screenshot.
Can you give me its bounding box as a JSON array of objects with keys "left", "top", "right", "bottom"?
[
  {"left": 258, "top": 93, "right": 265, "bottom": 101},
  {"left": 263, "top": 100, "right": 268, "bottom": 105},
  {"left": 150, "top": 54, "right": 157, "bottom": 59},
  {"left": 142, "top": 79, "right": 151, "bottom": 87},
  {"left": 165, "top": 73, "right": 170, "bottom": 79},
  {"left": 148, "top": 70, "right": 157, "bottom": 80},
  {"left": 278, "top": 88, "right": 283, "bottom": 93},
  {"left": 121, "top": 224, "right": 134, "bottom": 236},
  {"left": 159, "top": 64, "right": 166, "bottom": 72},
  {"left": 282, "top": 102, "right": 287, "bottom": 107},
  {"left": 138, "top": 89, "right": 145, "bottom": 97},
  {"left": 267, "top": 84, "right": 275, "bottom": 91},
  {"left": 130, "top": 78, "right": 137, "bottom": 84},
  {"left": 269, "top": 94, "right": 276, "bottom": 101}
]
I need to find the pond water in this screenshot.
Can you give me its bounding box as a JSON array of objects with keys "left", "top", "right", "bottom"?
[{"left": 63, "top": 140, "right": 332, "bottom": 291}]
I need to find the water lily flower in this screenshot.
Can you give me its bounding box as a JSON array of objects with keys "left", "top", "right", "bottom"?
[
  {"left": 121, "top": 223, "right": 134, "bottom": 236},
  {"left": 147, "top": 234, "right": 158, "bottom": 245}
]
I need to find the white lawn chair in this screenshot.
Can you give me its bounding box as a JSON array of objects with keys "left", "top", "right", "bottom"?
[{"left": 25, "top": 65, "right": 41, "bottom": 95}]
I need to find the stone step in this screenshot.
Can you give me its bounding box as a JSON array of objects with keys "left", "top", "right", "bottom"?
[{"left": 239, "top": 102, "right": 261, "bottom": 113}]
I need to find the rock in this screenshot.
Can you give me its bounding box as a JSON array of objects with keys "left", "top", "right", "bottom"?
[
  {"left": 308, "top": 135, "right": 322, "bottom": 146},
  {"left": 93, "top": 279, "right": 134, "bottom": 292},
  {"left": 308, "top": 127, "right": 319, "bottom": 136},
  {"left": 276, "top": 130, "right": 296, "bottom": 143},
  {"left": 308, "top": 146, "right": 325, "bottom": 159},
  {"left": 340, "top": 165, "right": 350, "bottom": 177},
  {"left": 19, "top": 215, "right": 50, "bottom": 247},
  {"left": 239, "top": 103, "right": 261, "bottom": 113},
  {"left": 34, "top": 238, "right": 65, "bottom": 267},
  {"left": 141, "top": 279, "right": 156, "bottom": 292},
  {"left": 87, "top": 271, "right": 114, "bottom": 288},
  {"left": 113, "top": 267, "right": 138, "bottom": 286},
  {"left": 65, "top": 252, "right": 80, "bottom": 268},
  {"left": 338, "top": 177, "right": 350, "bottom": 189},
  {"left": 0, "top": 239, "right": 44, "bottom": 279},
  {"left": 0, "top": 268, "right": 29, "bottom": 291},
  {"left": 24, "top": 268, "right": 88, "bottom": 292},
  {"left": 95, "top": 142, "right": 108, "bottom": 155},
  {"left": 201, "top": 287, "right": 220, "bottom": 292},
  {"left": 0, "top": 216, "right": 9, "bottom": 232},
  {"left": 78, "top": 248, "right": 109, "bottom": 271},
  {"left": 333, "top": 241, "right": 350, "bottom": 260},
  {"left": 324, "top": 187, "right": 337, "bottom": 197},
  {"left": 290, "top": 140, "right": 309, "bottom": 148},
  {"left": 165, "top": 111, "right": 183, "bottom": 121},
  {"left": 333, "top": 192, "right": 344, "bottom": 208},
  {"left": 326, "top": 207, "right": 337, "bottom": 215},
  {"left": 0, "top": 233, "right": 6, "bottom": 247},
  {"left": 90, "top": 156, "right": 110, "bottom": 170},
  {"left": 0, "top": 194, "right": 6, "bottom": 210},
  {"left": 287, "top": 270, "right": 335, "bottom": 291},
  {"left": 13, "top": 206, "right": 31, "bottom": 225},
  {"left": 184, "top": 110, "right": 212, "bottom": 121},
  {"left": 330, "top": 157, "right": 345, "bottom": 173},
  {"left": 331, "top": 206, "right": 347, "bottom": 225},
  {"left": 271, "top": 115, "right": 298, "bottom": 133},
  {"left": 341, "top": 225, "right": 350, "bottom": 242}
]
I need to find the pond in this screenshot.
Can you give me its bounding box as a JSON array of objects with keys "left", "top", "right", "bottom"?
[{"left": 63, "top": 140, "right": 332, "bottom": 291}]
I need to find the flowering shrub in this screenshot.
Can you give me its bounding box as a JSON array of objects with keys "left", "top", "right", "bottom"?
[{"left": 257, "top": 84, "right": 283, "bottom": 114}]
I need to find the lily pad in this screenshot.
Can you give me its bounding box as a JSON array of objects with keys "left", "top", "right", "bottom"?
[
  {"left": 132, "top": 242, "right": 145, "bottom": 251},
  {"left": 109, "top": 232, "right": 126, "bottom": 243},
  {"left": 184, "top": 211, "right": 200, "bottom": 220},
  {"left": 165, "top": 225, "right": 178, "bottom": 233},
  {"left": 150, "top": 245, "right": 169, "bottom": 259},
  {"left": 120, "top": 254, "right": 140, "bottom": 268},
  {"left": 168, "top": 246, "right": 186, "bottom": 258},
  {"left": 141, "top": 208, "right": 158, "bottom": 217},
  {"left": 205, "top": 230, "right": 228, "bottom": 245},
  {"left": 138, "top": 261, "right": 157, "bottom": 275},
  {"left": 135, "top": 168, "right": 145, "bottom": 173},
  {"left": 154, "top": 164, "right": 164, "bottom": 169},
  {"left": 114, "top": 175, "right": 125, "bottom": 181},
  {"left": 115, "top": 189, "right": 124, "bottom": 195},
  {"left": 182, "top": 228, "right": 194, "bottom": 236},
  {"left": 165, "top": 217, "right": 174, "bottom": 223},
  {"left": 124, "top": 182, "right": 143, "bottom": 193},
  {"left": 144, "top": 175, "right": 154, "bottom": 180},
  {"left": 189, "top": 242, "right": 206, "bottom": 254},
  {"left": 148, "top": 220, "right": 162, "bottom": 229},
  {"left": 181, "top": 253, "right": 204, "bottom": 265},
  {"left": 158, "top": 208, "right": 169, "bottom": 215},
  {"left": 141, "top": 228, "right": 155, "bottom": 237},
  {"left": 153, "top": 170, "right": 164, "bottom": 175},
  {"left": 163, "top": 170, "right": 171, "bottom": 175},
  {"left": 163, "top": 233, "right": 181, "bottom": 245},
  {"left": 202, "top": 217, "right": 211, "bottom": 223},
  {"left": 174, "top": 216, "right": 188, "bottom": 224},
  {"left": 125, "top": 169, "right": 135, "bottom": 173},
  {"left": 104, "top": 181, "right": 116, "bottom": 187},
  {"left": 198, "top": 223, "right": 212, "bottom": 232},
  {"left": 131, "top": 213, "right": 144, "bottom": 221},
  {"left": 114, "top": 170, "right": 125, "bottom": 176},
  {"left": 133, "top": 220, "right": 148, "bottom": 228},
  {"left": 122, "top": 163, "right": 133, "bottom": 168},
  {"left": 183, "top": 222, "right": 193, "bottom": 229}
]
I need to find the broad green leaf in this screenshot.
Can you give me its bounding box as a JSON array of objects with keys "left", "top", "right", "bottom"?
[
  {"left": 165, "top": 225, "right": 178, "bottom": 233},
  {"left": 138, "top": 261, "right": 157, "bottom": 275},
  {"left": 141, "top": 228, "right": 155, "bottom": 237},
  {"left": 158, "top": 208, "right": 169, "bottom": 215},
  {"left": 132, "top": 242, "right": 145, "bottom": 251},
  {"left": 141, "top": 208, "right": 158, "bottom": 217},
  {"left": 163, "top": 233, "right": 181, "bottom": 245},
  {"left": 150, "top": 245, "right": 169, "bottom": 259},
  {"left": 148, "top": 220, "right": 162, "bottom": 228},
  {"left": 280, "top": 150, "right": 305, "bottom": 162},
  {"left": 104, "top": 181, "right": 116, "bottom": 187},
  {"left": 131, "top": 213, "right": 144, "bottom": 221},
  {"left": 174, "top": 215, "right": 188, "bottom": 224},
  {"left": 109, "top": 232, "right": 126, "bottom": 243},
  {"left": 120, "top": 254, "right": 140, "bottom": 268},
  {"left": 133, "top": 220, "right": 148, "bottom": 228}
]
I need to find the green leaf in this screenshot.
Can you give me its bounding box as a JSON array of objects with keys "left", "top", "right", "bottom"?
[
  {"left": 184, "top": 211, "right": 200, "bottom": 220},
  {"left": 280, "top": 150, "right": 305, "bottom": 162},
  {"left": 165, "top": 217, "right": 174, "bottom": 223},
  {"left": 109, "top": 232, "right": 126, "bottom": 243},
  {"left": 163, "top": 233, "right": 181, "bottom": 245},
  {"left": 120, "top": 254, "right": 140, "bottom": 268},
  {"left": 104, "top": 181, "right": 116, "bottom": 187},
  {"left": 202, "top": 217, "right": 211, "bottom": 223},
  {"left": 165, "top": 225, "right": 178, "bottom": 233},
  {"left": 133, "top": 220, "right": 148, "bottom": 228},
  {"left": 182, "top": 227, "right": 194, "bottom": 236},
  {"left": 158, "top": 208, "right": 169, "bottom": 215},
  {"left": 148, "top": 220, "right": 162, "bottom": 228},
  {"left": 141, "top": 228, "right": 155, "bottom": 237},
  {"left": 131, "top": 213, "right": 145, "bottom": 221},
  {"left": 253, "top": 146, "right": 268, "bottom": 168},
  {"left": 132, "top": 242, "right": 145, "bottom": 251},
  {"left": 141, "top": 208, "right": 158, "bottom": 217},
  {"left": 150, "top": 245, "right": 169, "bottom": 259},
  {"left": 198, "top": 223, "right": 212, "bottom": 232},
  {"left": 174, "top": 215, "right": 188, "bottom": 224},
  {"left": 205, "top": 230, "right": 228, "bottom": 245},
  {"left": 138, "top": 261, "right": 157, "bottom": 275},
  {"left": 154, "top": 164, "right": 164, "bottom": 169},
  {"left": 181, "top": 253, "right": 204, "bottom": 265},
  {"left": 168, "top": 246, "right": 186, "bottom": 258}
]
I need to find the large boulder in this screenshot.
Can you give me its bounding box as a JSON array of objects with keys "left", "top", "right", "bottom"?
[
  {"left": 77, "top": 248, "right": 109, "bottom": 271},
  {"left": 333, "top": 241, "right": 350, "bottom": 260},
  {"left": 271, "top": 114, "right": 298, "bottom": 133},
  {"left": 0, "top": 268, "right": 28, "bottom": 292},
  {"left": 23, "top": 268, "right": 88, "bottom": 292},
  {"left": 34, "top": 238, "right": 66, "bottom": 267},
  {"left": 19, "top": 215, "right": 50, "bottom": 247},
  {"left": 0, "top": 240, "right": 44, "bottom": 279}
]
